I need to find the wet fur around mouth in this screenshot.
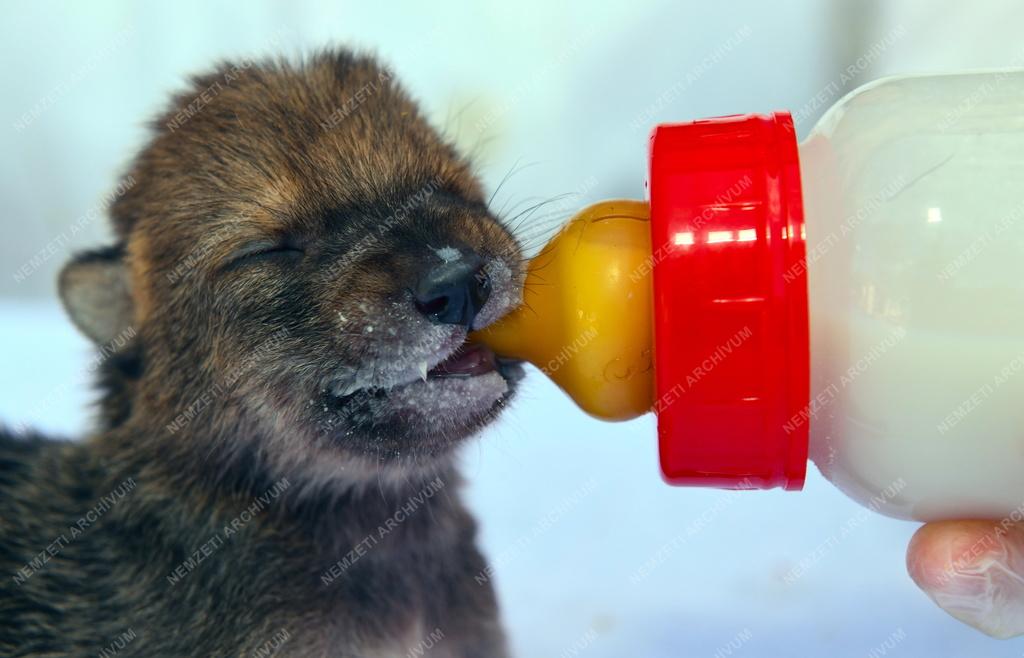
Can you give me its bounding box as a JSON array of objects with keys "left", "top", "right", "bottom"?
[{"left": 0, "top": 49, "right": 524, "bottom": 656}]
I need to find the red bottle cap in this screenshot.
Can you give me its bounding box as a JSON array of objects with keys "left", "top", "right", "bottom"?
[{"left": 647, "top": 111, "right": 809, "bottom": 490}]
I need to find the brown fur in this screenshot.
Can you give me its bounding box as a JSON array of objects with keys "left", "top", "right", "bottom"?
[{"left": 1, "top": 49, "right": 525, "bottom": 656}]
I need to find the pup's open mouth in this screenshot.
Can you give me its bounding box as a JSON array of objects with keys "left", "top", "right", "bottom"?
[
  {"left": 318, "top": 339, "right": 522, "bottom": 456},
  {"left": 427, "top": 342, "right": 500, "bottom": 378},
  {"left": 326, "top": 340, "right": 520, "bottom": 404}
]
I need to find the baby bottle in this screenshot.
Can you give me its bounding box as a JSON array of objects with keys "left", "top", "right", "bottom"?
[{"left": 472, "top": 70, "right": 1024, "bottom": 522}]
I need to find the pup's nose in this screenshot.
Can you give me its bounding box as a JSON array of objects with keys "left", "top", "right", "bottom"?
[{"left": 414, "top": 255, "right": 491, "bottom": 328}]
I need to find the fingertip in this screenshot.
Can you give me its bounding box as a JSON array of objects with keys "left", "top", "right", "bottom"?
[
  {"left": 907, "top": 520, "right": 1024, "bottom": 639},
  {"left": 906, "top": 521, "right": 996, "bottom": 590}
]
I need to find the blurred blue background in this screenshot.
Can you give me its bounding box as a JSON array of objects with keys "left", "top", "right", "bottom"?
[{"left": 3, "top": 1, "right": 1024, "bottom": 656}]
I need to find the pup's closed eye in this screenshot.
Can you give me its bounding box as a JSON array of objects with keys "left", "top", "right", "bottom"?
[{"left": 223, "top": 240, "right": 305, "bottom": 269}]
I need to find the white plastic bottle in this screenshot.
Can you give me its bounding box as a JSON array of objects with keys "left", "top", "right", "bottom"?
[
  {"left": 800, "top": 71, "right": 1024, "bottom": 521},
  {"left": 646, "top": 70, "right": 1024, "bottom": 521}
]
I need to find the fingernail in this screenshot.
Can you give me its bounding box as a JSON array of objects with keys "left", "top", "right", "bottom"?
[{"left": 924, "top": 540, "right": 1024, "bottom": 639}]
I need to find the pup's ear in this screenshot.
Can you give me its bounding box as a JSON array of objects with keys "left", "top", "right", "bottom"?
[{"left": 59, "top": 245, "right": 134, "bottom": 345}]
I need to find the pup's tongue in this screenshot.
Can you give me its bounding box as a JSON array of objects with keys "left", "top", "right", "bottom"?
[{"left": 428, "top": 343, "right": 498, "bottom": 378}]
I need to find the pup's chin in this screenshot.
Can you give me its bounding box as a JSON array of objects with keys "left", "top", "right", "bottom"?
[{"left": 323, "top": 343, "right": 524, "bottom": 462}]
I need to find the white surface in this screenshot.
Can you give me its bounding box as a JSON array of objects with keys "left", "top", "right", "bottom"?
[{"left": 2, "top": 300, "right": 1022, "bottom": 656}]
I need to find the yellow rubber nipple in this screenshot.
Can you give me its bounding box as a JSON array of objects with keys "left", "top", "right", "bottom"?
[{"left": 471, "top": 200, "right": 655, "bottom": 420}]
